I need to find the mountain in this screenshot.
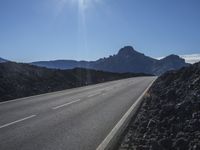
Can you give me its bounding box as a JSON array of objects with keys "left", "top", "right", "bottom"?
[
  {"left": 92, "top": 46, "right": 156, "bottom": 73},
  {"left": 0, "top": 62, "right": 151, "bottom": 102},
  {"left": 32, "top": 60, "right": 90, "bottom": 70},
  {"left": 118, "top": 61, "right": 200, "bottom": 149},
  {"left": 152, "top": 54, "right": 188, "bottom": 75},
  {"left": 0, "top": 57, "right": 8, "bottom": 63},
  {"left": 32, "top": 46, "right": 189, "bottom": 75}
]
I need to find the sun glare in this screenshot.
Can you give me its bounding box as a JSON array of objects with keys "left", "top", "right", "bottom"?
[
  {"left": 71, "top": 0, "right": 101, "bottom": 11},
  {"left": 54, "top": 0, "right": 103, "bottom": 54},
  {"left": 55, "top": 0, "right": 102, "bottom": 13},
  {"left": 78, "top": 0, "right": 96, "bottom": 12}
]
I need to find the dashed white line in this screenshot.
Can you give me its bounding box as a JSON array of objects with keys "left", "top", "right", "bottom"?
[
  {"left": 87, "top": 92, "right": 101, "bottom": 98},
  {"left": 52, "top": 99, "right": 81, "bottom": 110},
  {"left": 0, "top": 115, "right": 36, "bottom": 129}
]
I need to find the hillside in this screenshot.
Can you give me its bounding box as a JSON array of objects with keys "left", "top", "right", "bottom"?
[
  {"left": 0, "top": 62, "right": 151, "bottom": 102},
  {"left": 118, "top": 62, "right": 200, "bottom": 150},
  {"left": 32, "top": 46, "right": 189, "bottom": 75}
]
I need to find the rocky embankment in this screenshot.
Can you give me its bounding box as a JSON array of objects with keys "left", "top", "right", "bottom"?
[
  {"left": 118, "top": 62, "right": 200, "bottom": 150},
  {"left": 0, "top": 62, "right": 151, "bottom": 102}
]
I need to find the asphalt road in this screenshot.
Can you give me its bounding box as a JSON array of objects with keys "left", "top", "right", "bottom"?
[{"left": 0, "top": 77, "right": 156, "bottom": 150}]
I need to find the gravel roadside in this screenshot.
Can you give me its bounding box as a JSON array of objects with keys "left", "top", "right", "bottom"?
[{"left": 117, "top": 62, "right": 200, "bottom": 150}]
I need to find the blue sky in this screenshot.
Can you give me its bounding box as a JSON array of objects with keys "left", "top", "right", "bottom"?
[{"left": 0, "top": 0, "right": 200, "bottom": 62}]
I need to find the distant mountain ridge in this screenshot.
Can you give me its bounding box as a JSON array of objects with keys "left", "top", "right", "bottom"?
[
  {"left": 0, "top": 57, "right": 8, "bottom": 63},
  {"left": 32, "top": 46, "right": 189, "bottom": 75}
]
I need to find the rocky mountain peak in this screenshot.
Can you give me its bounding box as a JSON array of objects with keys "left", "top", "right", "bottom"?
[
  {"left": 165, "top": 54, "right": 181, "bottom": 59},
  {"left": 117, "top": 46, "right": 140, "bottom": 56},
  {"left": 161, "top": 54, "right": 186, "bottom": 63},
  {"left": 32, "top": 46, "right": 189, "bottom": 75}
]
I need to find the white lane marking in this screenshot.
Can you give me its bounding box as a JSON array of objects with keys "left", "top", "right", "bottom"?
[
  {"left": 0, "top": 115, "right": 36, "bottom": 129},
  {"left": 96, "top": 78, "right": 157, "bottom": 150},
  {"left": 52, "top": 99, "right": 81, "bottom": 110},
  {"left": 88, "top": 92, "right": 101, "bottom": 98}
]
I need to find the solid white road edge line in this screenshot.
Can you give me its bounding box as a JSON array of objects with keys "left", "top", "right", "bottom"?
[
  {"left": 52, "top": 99, "right": 81, "bottom": 110},
  {"left": 96, "top": 79, "right": 156, "bottom": 150},
  {"left": 0, "top": 115, "right": 36, "bottom": 129}
]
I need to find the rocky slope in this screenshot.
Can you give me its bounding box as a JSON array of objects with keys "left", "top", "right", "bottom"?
[
  {"left": 0, "top": 62, "right": 151, "bottom": 102},
  {"left": 118, "top": 62, "right": 200, "bottom": 150},
  {"left": 32, "top": 46, "right": 189, "bottom": 75}
]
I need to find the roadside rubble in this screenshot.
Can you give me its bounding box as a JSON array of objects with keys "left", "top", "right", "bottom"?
[{"left": 118, "top": 62, "right": 200, "bottom": 150}]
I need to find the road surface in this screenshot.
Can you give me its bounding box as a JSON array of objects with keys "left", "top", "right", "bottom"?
[{"left": 0, "top": 77, "right": 156, "bottom": 150}]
